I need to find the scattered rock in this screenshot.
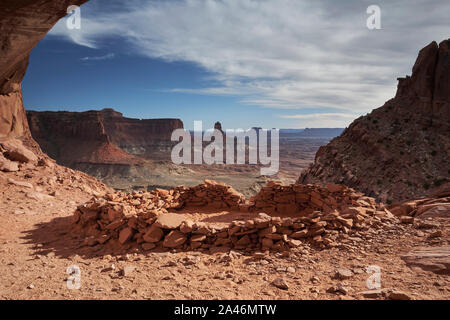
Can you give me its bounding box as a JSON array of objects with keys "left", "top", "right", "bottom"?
[
  {"left": 388, "top": 290, "right": 412, "bottom": 300},
  {"left": 120, "top": 265, "right": 135, "bottom": 277},
  {"left": 272, "top": 277, "right": 289, "bottom": 290},
  {"left": 182, "top": 255, "right": 200, "bottom": 266},
  {"left": 8, "top": 178, "right": 33, "bottom": 189},
  {"left": 25, "top": 191, "right": 53, "bottom": 201},
  {"left": 327, "top": 284, "right": 349, "bottom": 295},
  {"left": 334, "top": 268, "right": 353, "bottom": 280},
  {"left": 428, "top": 230, "right": 443, "bottom": 238},
  {"left": 400, "top": 216, "right": 414, "bottom": 224},
  {"left": 360, "top": 289, "right": 384, "bottom": 298}
]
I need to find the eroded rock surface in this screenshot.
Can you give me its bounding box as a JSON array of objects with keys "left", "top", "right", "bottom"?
[
  {"left": 299, "top": 40, "right": 450, "bottom": 203},
  {"left": 402, "top": 246, "right": 450, "bottom": 275},
  {"left": 0, "top": 0, "right": 88, "bottom": 138},
  {"left": 27, "top": 108, "right": 183, "bottom": 164}
]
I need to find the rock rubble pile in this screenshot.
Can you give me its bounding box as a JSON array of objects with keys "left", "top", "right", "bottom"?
[{"left": 73, "top": 180, "right": 398, "bottom": 252}]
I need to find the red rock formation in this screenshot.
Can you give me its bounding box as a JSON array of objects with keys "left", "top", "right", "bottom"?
[
  {"left": 27, "top": 110, "right": 142, "bottom": 166},
  {"left": 100, "top": 108, "right": 183, "bottom": 159},
  {"left": 389, "top": 183, "right": 450, "bottom": 218},
  {"left": 0, "top": 0, "right": 88, "bottom": 139},
  {"left": 27, "top": 109, "right": 183, "bottom": 164},
  {"left": 299, "top": 40, "right": 450, "bottom": 202}
]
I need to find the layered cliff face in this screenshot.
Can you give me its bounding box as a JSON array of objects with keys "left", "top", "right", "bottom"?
[
  {"left": 0, "top": 0, "right": 112, "bottom": 200},
  {"left": 27, "top": 110, "right": 146, "bottom": 166},
  {"left": 299, "top": 40, "right": 450, "bottom": 203},
  {"left": 27, "top": 109, "right": 192, "bottom": 192},
  {"left": 0, "top": 0, "right": 88, "bottom": 141},
  {"left": 100, "top": 108, "right": 184, "bottom": 159},
  {"left": 27, "top": 108, "right": 183, "bottom": 166}
]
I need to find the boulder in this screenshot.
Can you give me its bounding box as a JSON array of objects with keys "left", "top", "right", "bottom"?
[
  {"left": 416, "top": 204, "right": 450, "bottom": 218},
  {"left": 119, "top": 227, "right": 134, "bottom": 244},
  {"left": 401, "top": 246, "right": 450, "bottom": 275},
  {"left": 154, "top": 213, "right": 186, "bottom": 229},
  {"left": 163, "top": 230, "right": 187, "bottom": 248},
  {"left": 0, "top": 139, "right": 37, "bottom": 163},
  {"left": 0, "top": 154, "right": 19, "bottom": 172},
  {"left": 143, "top": 225, "right": 164, "bottom": 243}
]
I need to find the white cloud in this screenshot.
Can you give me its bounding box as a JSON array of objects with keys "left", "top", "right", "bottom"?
[
  {"left": 48, "top": 0, "right": 450, "bottom": 125},
  {"left": 279, "top": 112, "right": 361, "bottom": 128},
  {"left": 279, "top": 113, "right": 359, "bottom": 120},
  {"left": 80, "top": 53, "right": 115, "bottom": 61}
]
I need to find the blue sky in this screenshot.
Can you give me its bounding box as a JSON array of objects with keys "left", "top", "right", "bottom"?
[{"left": 22, "top": 0, "right": 450, "bottom": 130}]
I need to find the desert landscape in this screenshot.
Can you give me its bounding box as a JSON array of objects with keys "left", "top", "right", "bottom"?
[
  {"left": 0, "top": 0, "right": 449, "bottom": 303},
  {"left": 26, "top": 108, "right": 341, "bottom": 196}
]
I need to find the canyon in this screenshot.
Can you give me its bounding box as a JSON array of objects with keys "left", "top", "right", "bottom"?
[
  {"left": 0, "top": 0, "right": 448, "bottom": 301},
  {"left": 26, "top": 109, "right": 335, "bottom": 195}
]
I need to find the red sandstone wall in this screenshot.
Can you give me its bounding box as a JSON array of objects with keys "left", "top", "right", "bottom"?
[{"left": 0, "top": 0, "right": 88, "bottom": 138}]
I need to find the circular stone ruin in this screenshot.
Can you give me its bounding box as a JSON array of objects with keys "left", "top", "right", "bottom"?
[{"left": 72, "top": 179, "right": 394, "bottom": 253}]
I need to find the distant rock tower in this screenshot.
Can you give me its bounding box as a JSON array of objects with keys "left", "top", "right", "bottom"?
[{"left": 214, "top": 121, "right": 222, "bottom": 132}]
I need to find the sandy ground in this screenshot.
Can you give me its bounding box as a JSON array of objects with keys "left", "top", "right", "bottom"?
[{"left": 1, "top": 167, "right": 449, "bottom": 300}]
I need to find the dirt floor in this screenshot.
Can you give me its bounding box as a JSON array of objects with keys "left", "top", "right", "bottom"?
[{"left": 1, "top": 168, "right": 449, "bottom": 300}]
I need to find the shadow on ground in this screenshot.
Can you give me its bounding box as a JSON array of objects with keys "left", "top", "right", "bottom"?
[
  {"left": 20, "top": 207, "right": 312, "bottom": 260},
  {"left": 20, "top": 211, "right": 248, "bottom": 260},
  {"left": 20, "top": 215, "right": 163, "bottom": 260}
]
